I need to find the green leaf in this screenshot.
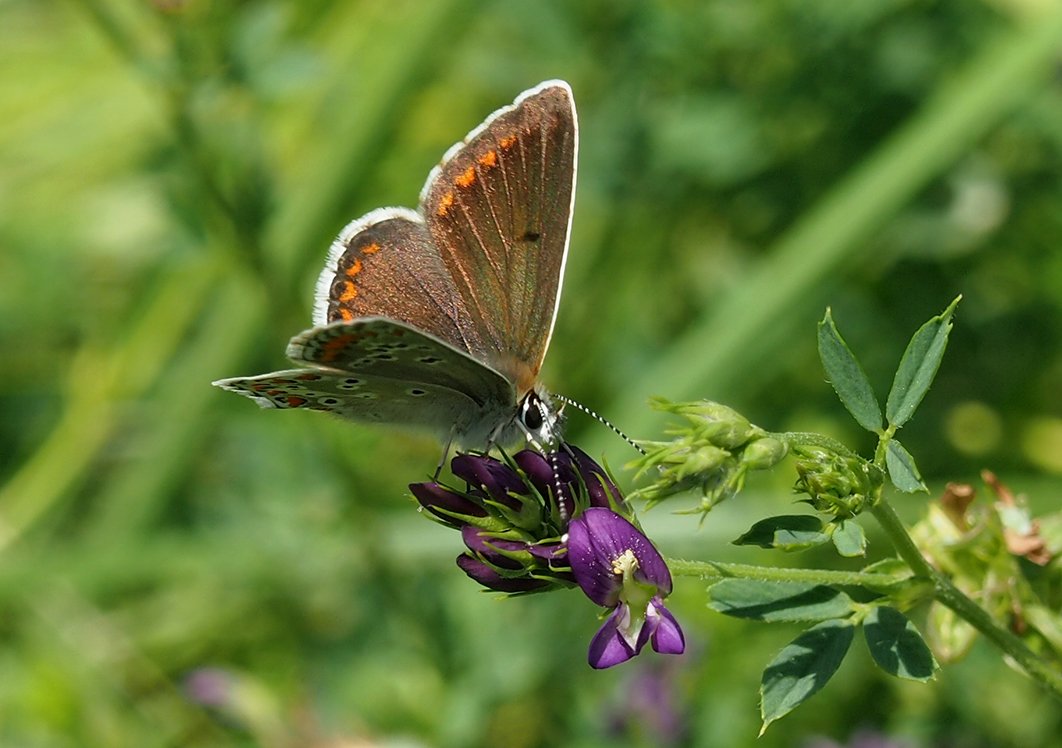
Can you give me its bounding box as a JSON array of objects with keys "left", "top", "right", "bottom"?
[
  {"left": 760, "top": 619, "right": 855, "bottom": 734},
  {"left": 829, "top": 519, "right": 867, "bottom": 557},
  {"left": 817, "top": 308, "right": 883, "bottom": 433},
  {"left": 864, "top": 606, "right": 938, "bottom": 681},
  {"left": 885, "top": 296, "right": 961, "bottom": 428},
  {"left": 708, "top": 580, "right": 856, "bottom": 622},
  {"left": 885, "top": 439, "right": 927, "bottom": 493},
  {"left": 734, "top": 515, "right": 829, "bottom": 551}
]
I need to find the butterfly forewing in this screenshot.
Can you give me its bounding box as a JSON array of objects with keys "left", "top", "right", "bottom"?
[{"left": 421, "top": 81, "right": 577, "bottom": 394}]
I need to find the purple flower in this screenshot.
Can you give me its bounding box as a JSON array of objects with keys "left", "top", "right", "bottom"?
[
  {"left": 409, "top": 481, "right": 487, "bottom": 527},
  {"left": 457, "top": 525, "right": 570, "bottom": 592},
  {"left": 567, "top": 507, "right": 685, "bottom": 668},
  {"left": 185, "top": 668, "right": 233, "bottom": 708},
  {"left": 451, "top": 453, "right": 528, "bottom": 512}
]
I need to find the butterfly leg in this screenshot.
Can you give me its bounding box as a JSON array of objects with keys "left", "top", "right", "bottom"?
[{"left": 434, "top": 426, "right": 458, "bottom": 480}]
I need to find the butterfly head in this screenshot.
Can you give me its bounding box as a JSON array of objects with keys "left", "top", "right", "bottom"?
[{"left": 517, "top": 388, "right": 564, "bottom": 451}]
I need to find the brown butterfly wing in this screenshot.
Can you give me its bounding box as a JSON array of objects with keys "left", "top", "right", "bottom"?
[
  {"left": 312, "top": 207, "right": 484, "bottom": 353},
  {"left": 420, "top": 81, "right": 578, "bottom": 395}
]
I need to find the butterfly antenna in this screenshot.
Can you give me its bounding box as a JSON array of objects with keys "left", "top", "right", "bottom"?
[
  {"left": 537, "top": 398, "right": 573, "bottom": 522},
  {"left": 554, "top": 394, "right": 647, "bottom": 455}
]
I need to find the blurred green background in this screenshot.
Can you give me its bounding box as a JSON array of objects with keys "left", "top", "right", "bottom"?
[{"left": 3, "top": 0, "right": 1062, "bottom": 745}]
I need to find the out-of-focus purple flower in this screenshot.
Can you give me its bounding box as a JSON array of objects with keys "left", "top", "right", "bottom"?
[
  {"left": 604, "top": 660, "right": 689, "bottom": 745},
  {"left": 184, "top": 667, "right": 235, "bottom": 709},
  {"left": 804, "top": 729, "right": 918, "bottom": 748},
  {"left": 567, "top": 507, "right": 685, "bottom": 668}
]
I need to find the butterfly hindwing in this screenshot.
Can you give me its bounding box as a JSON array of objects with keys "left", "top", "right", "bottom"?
[
  {"left": 212, "top": 369, "right": 490, "bottom": 438},
  {"left": 312, "top": 207, "right": 477, "bottom": 353},
  {"left": 285, "top": 317, "right": 514, "bottom": 409}
]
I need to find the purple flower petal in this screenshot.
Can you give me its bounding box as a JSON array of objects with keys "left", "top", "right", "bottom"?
[
  {"left": 588, "top": 606, "right": 638, "bottom": 669},
  {"left": 460, "top": 525, "right": 528, "bottom": 564},
  {"left": 456, "top": 553, "right": 549, "bottom": 592},
  {"left": 527, "top": 541, "right": 566, "bottom": 561},
  {"left": 451, "top": 454, "right": 526, "bottom": 510},
  {"left": 569, "top": 445, "right": 623, "bottom": 508},
  {"left": 648, "top": 599, "right": 686, "bottom": 655},
  {"left": 514, "top": 450, "right": 577, "bottom": 518},
  {"left": 409, "top": 482, "right": 486, "bottom": 526},
  {"left": 567, "top": 508, "right": 672, "bottom": 606}
]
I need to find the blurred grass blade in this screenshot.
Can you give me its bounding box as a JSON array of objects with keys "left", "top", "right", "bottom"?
[
  {"left": 886, "top": 296, "right": 961, "bottom": 428},
  {"left": 592, "top": 10, "right": 1062, "bottom": 449},
  {"left": 818, "top": 308, "right": 882, "bottom": 433}
]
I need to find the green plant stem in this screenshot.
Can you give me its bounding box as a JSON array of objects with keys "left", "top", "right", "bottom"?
[
  {"left": 773, "top": 431, "right": 862, "bottom": 459},
  {"left": 668, "top": 558, "right": 919, "bottom": 593},
  {"left": 870, "top": 500, "right": 1062, "bottom": 700}
]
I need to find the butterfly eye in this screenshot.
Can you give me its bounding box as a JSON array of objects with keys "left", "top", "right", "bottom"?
[{"left": 520, "top": 393, "right": 545, "bottom": 431}]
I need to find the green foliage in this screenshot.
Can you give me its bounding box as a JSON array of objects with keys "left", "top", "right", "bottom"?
[
  {"left": 760, "top": 620, "right": 856, "bottom": 733},
  {"left": 829, "top": 519, "right": 868, "bottom": 557},
  {"left": 734, "top": 515, "right": 830, "bottom": 552},
  {"left": 885, "top": 438, "right": 928, "bottom": 493},
  {"left": 707, "top": 580, "right": 857, "bottom": 623},
  {"left": 864, "top": 606, "right": 938, "bottom": 682},
  {"left": 885, "top": 296, "right": 961, "bottom": 429},
  {"left": 818, "top": 308, "right": 883, "bottom": 433}
]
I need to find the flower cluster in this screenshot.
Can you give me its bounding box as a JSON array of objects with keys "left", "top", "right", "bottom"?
[
  {"left": 792, "top": 445, "right": 883, "bottom": 518},
  {"left": 410, "top": 446, "right": 685, "bottom": 668},
  {"left": 629, "top": 398, "right": 788, "bottom": 513}
]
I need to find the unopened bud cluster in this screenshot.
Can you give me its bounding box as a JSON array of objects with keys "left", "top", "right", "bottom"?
[
  {"left": 792, "top": 446, "right": 883, "bottom": 518},
  {"left": 630, "top": 399, "right": 788, "bottom": 510}
]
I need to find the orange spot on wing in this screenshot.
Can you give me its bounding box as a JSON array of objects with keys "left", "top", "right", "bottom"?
[
  {"left": 337, "top": 308, "right": 354, "bottom": 322},
  {"left": 296, "top": 373, "right": 321, "bottom": 381},
  {"left": 456, "top": 165, "right": 477, "bottom": 188},
  {"left": 478, "top": 150, "right": 498, "bottom": 168},
  {"left": 321, "top": 334, "right": 355, "bottom": 362},
  {"left": 339, "top": 280, "right": 358, "bottom": 302},
  {"left": 285, "top": 395, "right": 308, "bottom": 407},
  {"left": 500, "top": 134, "right": 517, "bottom": 150},
  {"left": 362, "top": 242, "right": 381, "bottom": 254},
  {"left": 437, "top": 192, "right": 454, "bottom": 216},
  {"left": 344, "top": 258, "right": 363, "bottom": 277}
]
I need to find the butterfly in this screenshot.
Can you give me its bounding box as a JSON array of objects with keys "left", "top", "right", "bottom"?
[{"left": 213, "top": 80, "right": 578, "bottom": 451}]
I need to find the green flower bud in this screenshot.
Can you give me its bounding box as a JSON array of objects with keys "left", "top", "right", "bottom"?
[
  {"left": 651, "top": 398, "right": 758, "bottom": 449},
  {"left": 793, "top": 447, "right": 881, "bottom": 518},
  {"left": 740, "top": 436, "right": 789, "bottom": 470}
]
